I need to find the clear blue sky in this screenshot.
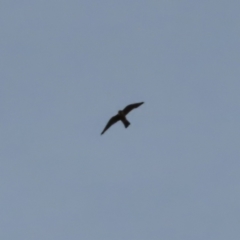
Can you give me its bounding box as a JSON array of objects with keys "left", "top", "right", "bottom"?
[{"left": 1, "top": 1, "right": 240, "bottom": 239}]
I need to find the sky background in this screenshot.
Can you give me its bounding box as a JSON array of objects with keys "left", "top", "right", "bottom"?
[{"left": 1, "top": 1, "right": 240, "bottom": 239}]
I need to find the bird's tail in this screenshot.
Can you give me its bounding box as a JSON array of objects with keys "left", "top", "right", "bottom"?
[{"left": 122, "top": 118, "right": 130, "bottom": 128}]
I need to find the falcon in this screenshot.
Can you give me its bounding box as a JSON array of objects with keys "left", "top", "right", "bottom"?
[{"left": 101, "top": 102, "right": 144, "bottom": 135}]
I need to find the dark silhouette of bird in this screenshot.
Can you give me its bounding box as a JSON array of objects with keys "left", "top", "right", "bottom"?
[{"left": 101, "top": 102, "right": 144, "bottom": 135}]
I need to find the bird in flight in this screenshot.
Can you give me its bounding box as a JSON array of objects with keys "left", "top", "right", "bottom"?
[{"left": 101, "top": 102, "right": 144, "bottom": 135}]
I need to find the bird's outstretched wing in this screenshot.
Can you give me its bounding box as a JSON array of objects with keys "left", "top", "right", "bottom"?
[
  {"left": 122, "top": 102, "right": 144, "bottom": 115},
  {"left": 101, "top": 115, "right": 121, "bottom": 135}
]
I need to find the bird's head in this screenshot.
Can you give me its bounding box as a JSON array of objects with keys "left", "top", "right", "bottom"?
[{"left": 118, "top": 110, "right": 124, "bottom": 116}]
